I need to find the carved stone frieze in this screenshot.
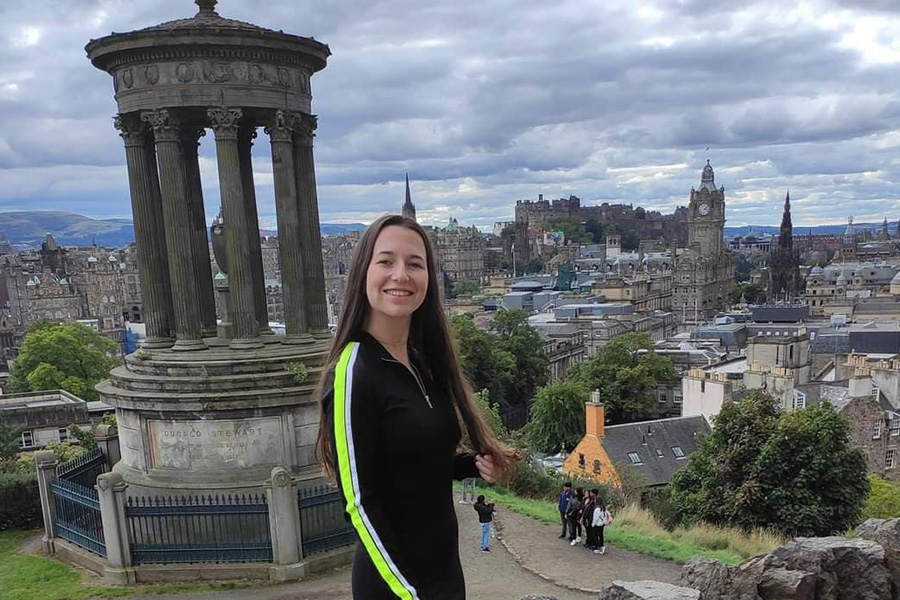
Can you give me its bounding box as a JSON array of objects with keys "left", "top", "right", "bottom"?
[
  {"left": 112, "top": 61, "right": 310, "bottom": 95},
  {"left": 145, "top": 65, "right": 160, "bottom": 85}
]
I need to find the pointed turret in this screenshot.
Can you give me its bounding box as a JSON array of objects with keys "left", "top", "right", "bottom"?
[
  {"left": 882, "top": 217, "right": 890, "bottom": 240},
  {"left": 401, "top": 173, "right": 417, "bottom": 221},
  {"left": 779, "top": 191, "right": 793, "bottom": 247},
  {"left": 770, "top": 190, "right": 800, "bottom": 299}
]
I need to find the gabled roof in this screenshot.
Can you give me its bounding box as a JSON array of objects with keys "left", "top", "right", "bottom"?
[{"left": 601, "top": 416, "right": 711, "bottom": 487}]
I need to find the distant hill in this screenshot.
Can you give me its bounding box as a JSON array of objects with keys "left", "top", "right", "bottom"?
[
  {"left": 0, "top": 211, "right": 135, "bottom": 249},
  {"left": 0, "top": 211, "right": 367, "bottom": 249},
  {"left": 725, "top": 222, "right": 889, "bottom": 237}
]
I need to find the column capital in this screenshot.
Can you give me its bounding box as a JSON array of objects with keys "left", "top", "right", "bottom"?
[
  {"left": 208, "top": 107, "right": 243, "bottom": 140},
  {"left": 141, "top": 109, "right": 182, "bottom": 142},
  {"left": 294, "top": 113, "right": 318, "bottom": 146},
  {"left": 113, "top": 114, "right": 148, "bottom": 148},
  {"left": 264, "top": 110, "right": 301, "bottom": 143}
]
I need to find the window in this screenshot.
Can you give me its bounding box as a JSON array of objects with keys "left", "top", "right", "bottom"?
[
  {"left": 874, "top": 422, "right": 883, "bottom": 440},
  {"left": 674, "top": 391, "right": 683, "bottom": 405},
  {"left": 655, "top": 448, "right": 664, "bottom": 459},
  {"left": 578, "top": 453, "right": 585, "bottom": 469},
  {"left": 659, "top": 391, "right": 668, "bottom": 403},
  {"left": 593, "top": 459, "right": 601, "bottom": 474},
  {"left": 793, "top": 390, "right": 807, "bottom": 410},
  {"left": 627, "top": 452, "right": 643, "bottom": 465},
  {"left": 19, "top": 431, "right": 34, "bottom": 449},
  {"left": 891, "top": 420, "right": 900, "bottom": 437},
  {"left": 887, "top": 449, "right": 895, "bottom": 470},
  {"left": 58, "top": 428, "right": 68, "bottom": 443},
  {"left": 672, "top": 446, "right": 686, "bottom": 459}
]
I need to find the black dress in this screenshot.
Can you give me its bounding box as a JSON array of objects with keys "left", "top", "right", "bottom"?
[{"left": 323, "top": 331, "right": 479, "bottom": 600}]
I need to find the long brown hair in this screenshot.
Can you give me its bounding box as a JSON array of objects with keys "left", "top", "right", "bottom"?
[{"left": 314, "top": 214, "right": 518, "bottom": 480}]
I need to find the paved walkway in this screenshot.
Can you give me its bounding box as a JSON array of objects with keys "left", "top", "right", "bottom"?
[{"left": 114, "top": 492, "right": 680, "bottom": 600}]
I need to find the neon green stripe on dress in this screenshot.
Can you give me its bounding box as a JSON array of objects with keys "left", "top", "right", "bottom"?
[{"left": 334, "top": 342, "right": 418, "bottom": 600}]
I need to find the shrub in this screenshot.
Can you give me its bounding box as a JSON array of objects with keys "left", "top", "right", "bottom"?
[
  {"left": 862, "top": 475, "right": 900, "bottom": 520},
  {"left": 0, "top": 473, "right": 40, "bottom": 531}
]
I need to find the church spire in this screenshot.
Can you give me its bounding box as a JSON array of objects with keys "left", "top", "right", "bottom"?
[
  {"left": 401, "top": 173, "right": 417, "bottom": 221},
  {"left": 778, "top": 191, "right": 793, "bottom": 249}
]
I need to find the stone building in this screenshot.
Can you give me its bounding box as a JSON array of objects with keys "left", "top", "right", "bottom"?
[
  {"left": 427, "top": 218, "right": 485, "bottom": 286},
  {"left": 672, "top": 161, "right": 734, "bottom": 324}
]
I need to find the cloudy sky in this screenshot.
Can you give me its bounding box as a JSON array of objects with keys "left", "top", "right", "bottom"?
[{"left": 1, "top": 0, "right": 899, "bottom": 231}]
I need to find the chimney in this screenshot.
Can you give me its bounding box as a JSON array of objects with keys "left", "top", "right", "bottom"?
[
  {"left": 586, "top": 390, "right": 605, "bottom": 438},
  {"left": 849, "top": 367, "right": 872, "bottom": 398}
]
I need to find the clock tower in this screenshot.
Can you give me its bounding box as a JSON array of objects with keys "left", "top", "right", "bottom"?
[
  {"left": 673, "top": 160, "right": 733, "bottom": 324},
  {"left": 688, "top": 160, "right": 726, "bottom": 258}
]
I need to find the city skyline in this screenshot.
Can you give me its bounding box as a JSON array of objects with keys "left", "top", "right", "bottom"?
[{"left": 1, "top": 0, "right": 899, "bottom": 230}]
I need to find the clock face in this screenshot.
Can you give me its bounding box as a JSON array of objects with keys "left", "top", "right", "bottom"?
[{"left": 698, "top": 202, "right": 711, "bottom": 216}]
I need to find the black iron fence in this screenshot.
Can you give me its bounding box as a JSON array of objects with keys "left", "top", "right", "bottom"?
[
  {"left": 125, "top": 494, "right": 273, "bottom": 564},
  {"left": 56, "top": 448, "right": 108, "bottom": 487},
  {"left": 50, "top": 477, "right": 106, "bottom": 557},
  {"left": 298, "top": 485, "right": 355, "bottom": 556}
]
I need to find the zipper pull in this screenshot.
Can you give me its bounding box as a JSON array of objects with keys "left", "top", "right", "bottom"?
[{"left": 425, "top": 395, "right": 433, "bottom": 409}]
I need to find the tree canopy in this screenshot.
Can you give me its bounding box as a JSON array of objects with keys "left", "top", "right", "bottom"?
[
  {"left": 526, "top": 379, "right": 590, "bottom": 454},
  {"left": 451, "top": 310, "right": 548, "bottom": 407},
  {"left": 7, "top": 322, "right": 121, "bottom": 402},
  {"left": 671, "top": 391, "right": 870, "bottom": 537},
  {"left": 571, "top": 332, "right": 677, "bottom": 424}
]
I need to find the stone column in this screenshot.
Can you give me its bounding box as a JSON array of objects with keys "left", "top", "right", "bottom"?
[
  {"left": 265, "top": 467, "right": 306, "bottom": 581},
  {"left": 113, "top": 114, "right": 175, "bottom": 349},
  {"left": 141, "top": 109, "right": 206, "bottom": 351},
  {"left": 181, "top": 126, "right": 218, "bottom": 338},
  {"left": 208, "top": 107, "right": 262, "bottom": 349},
  {"left": 34, "top": 451, "right": 57, "bottom": 554},
  {"left": 94, "top": 424, "right": 121, "bottom": 468},
  {"left": 293, "top": 114, "right": 330, "bottom": 338},
  {"left": 96, "top": 472, "right": 134, "bottom": 584},
  {"left": 266, "top": 111, "right": 312, "bottom": 344},
  {"left": 238, "top": 125, "right": 273, "bottom": 336}
]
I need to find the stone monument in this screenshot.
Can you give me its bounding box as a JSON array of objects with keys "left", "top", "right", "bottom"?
[{"left": 86, "top": 0, "right": 331, "bottom": 494}]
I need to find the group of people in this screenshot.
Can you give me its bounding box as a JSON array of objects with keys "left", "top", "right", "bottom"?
[{"left": 557, "top": 482, "right": 612, "bottom": 555}]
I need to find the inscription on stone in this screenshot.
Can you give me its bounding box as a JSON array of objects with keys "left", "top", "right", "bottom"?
[{"left": 148, "top": 417, "right": 284, "bottom": 470}]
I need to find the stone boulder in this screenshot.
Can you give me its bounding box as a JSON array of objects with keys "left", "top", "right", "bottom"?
[
  {"left": 856, "top": 518, "right": 900, "bottom": 596},
  {"left": 680, "top": 556, "right": 760, "bottom": 600},
  {"left": 599, "top": 580, "right": 701, "bottom": 600},
  {"left": 680, "top": 536, "right": 892, "bottom": 600}
]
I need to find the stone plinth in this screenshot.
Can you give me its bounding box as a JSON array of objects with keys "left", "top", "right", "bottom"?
[{"left": 96, "top": 341, "right": 328, "bottom": 495}]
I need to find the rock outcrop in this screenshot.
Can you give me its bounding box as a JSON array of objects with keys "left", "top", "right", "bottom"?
[
  {"left": 857, "top": 518, "right": 900, "bottom": 597},
  {"left": 599, "top": 580, "right": 701, "bottom": 600},
  {"left": 680, "top": 536, "right": 893, "bottom": 600}
]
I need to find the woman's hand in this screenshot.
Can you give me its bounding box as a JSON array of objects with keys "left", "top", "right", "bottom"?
[{"left": 475, "top": 454, "right": 499, "bottom": 483}]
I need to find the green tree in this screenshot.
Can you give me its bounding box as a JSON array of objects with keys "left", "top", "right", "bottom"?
[
  {"left": 584, "top": 220, "right": 605, "bottom": 243},
  {"left": 0, "top": 414, "right": 20, "bottom": 463},
  {"left": 671, "top": 392, "right": 870, "bottom": 536},
  {"left": 451, "top": 314, "right": 515, "bottom": 405},
  {"left": 573, "top": 332, "right": 677, "bottom": 424},
  {"left": 69, "top": 425, "right": 98, "bottom": 451},
  {"left": 526, "top": 380, "right": 590, "bottom": 453},
  {"left": 7, "top": 322, "right": 121, "bottom": 402},
  {"left": 549, "top": 218, "right": 593, "bottom": 244},
  {"left": 524, "top": 257, "right": 545, "bottom": 275},
  {"left": 489, "top": 310, "right": 549, "bottom": 405},
  {"left": 474, "top": 389, "right": 508, "bottom": 442},
  {"left": 454, "top": 279, "right": 482, "bottom": 296},
  {"left": 731, "top": 282, "right": 767, "bottom": 304}
]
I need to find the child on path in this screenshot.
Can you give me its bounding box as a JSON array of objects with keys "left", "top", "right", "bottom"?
[{"left": 474, "top": 495, "right": 495, "bottom": 553}]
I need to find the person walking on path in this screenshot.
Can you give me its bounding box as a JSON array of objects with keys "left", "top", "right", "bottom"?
[
  {"left": 591, "top": 500, "right": 613, "bottom": 555},
  {"left": 557, "top": 482, "right": 573, "bottom": 539},
  {"left": 566, "top": 488, "right": 584, "bottom": 546},
  {"left": 315, "top": 214, "right": 519, "bottom": 600},
  {"left": 581, "top": 489, "right": 596, "bottom": 549},
  {"left": 473, "top": 495, "right": 495, "bottom": 553}
]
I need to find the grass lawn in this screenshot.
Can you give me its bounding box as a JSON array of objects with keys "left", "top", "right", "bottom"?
[
  {"left": 0, "top": 530, "right": 264, "bottom": 600},
  {"left": 464, "top": 484, "right": 747, "bottom": 566}
]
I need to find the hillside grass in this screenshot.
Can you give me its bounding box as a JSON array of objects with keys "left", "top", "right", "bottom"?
[
  {"left": 465, "top": 483, "right": 786, "bottom": 566},
  {"left": 0, "top": 530, "right": 264, "bottom": 600}
]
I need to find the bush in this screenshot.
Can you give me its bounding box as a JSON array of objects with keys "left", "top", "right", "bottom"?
[
  {"left": 496, "top": 460, "right": 625, "bottom": 510},
  {"left": 0, "top": 473, "right": 40, "bottom": 531},
  {"left": 862, "top": 475, "right": 900, "bottom": 520}
]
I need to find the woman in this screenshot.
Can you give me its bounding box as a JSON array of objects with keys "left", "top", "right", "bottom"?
[
  {"left": 473, "top": 495, "right": 495, "bottom": 553},
  {"left": 566, "top": 487, "right": 584, "bottom": 546},
  {"left": 315, "top": 214, "right": 518, "bottom": 600},
  {"left": 591, "top": 498, "right": 612, "bottom": 555}
]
